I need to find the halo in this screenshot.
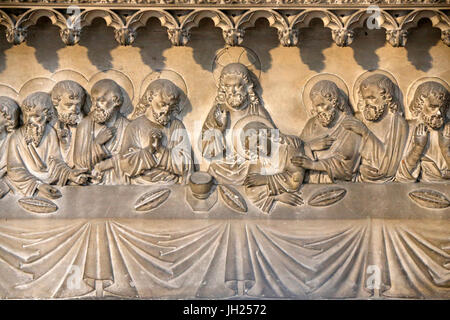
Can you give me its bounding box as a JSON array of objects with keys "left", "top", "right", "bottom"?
[
  {"left": 51, "top": 69, "right": 89, "bottom": 90},
  {"left": 88, "top": 70, "right": 135, "bottom": 117},
  {"left": 139, "top": 69, "right": 188, "bottom": 111},
  {"left": 302, "top": 73, "right": 351, "bottom": 117},
  {"left": 0, "top": 84, "right": 19, "bottom": 101},
  {"left": 352, "top": 69, "right": 401, "bottom": 114},
  {"left": 232, "top": 115, "right": 275, "bottom": 160},
  {"left": 52, "top": 70, "right": 90, "bottom": 115},
  {"left": 18, "top": 77, "right": 55, "bottom": 104},
  {"left": 212, "top": 46, "right": 261, "bottom": 87},
  {"left": 405, "top": 76, "right": 450, "bottom": 120}
]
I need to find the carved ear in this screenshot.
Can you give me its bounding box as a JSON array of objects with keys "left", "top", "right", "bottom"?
[{"left": 51, "top": 96, "right": 60, "bottom": 108}]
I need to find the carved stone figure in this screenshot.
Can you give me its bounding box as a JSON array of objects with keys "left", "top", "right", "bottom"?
[
  {"left": 7, "top": 92, "right": 88, "bottom": 198},
  {"left": 346, "top": 74, "right": 408, "bottom": 183},
  {"left": 0, "top": 96, "right": 19, "bottom": 198},
  {"left": 120, "top": 79, "right": 192, "bottom": 184},
  {"left": 72, "top": 79, "right": 130, "bottom": 185},
  {"left": 396, "top": 81, "right": 450, "bottom": 182},
  {"left": 240, "top": 117, "right": 305, "bottom": 213},
  {"left": 201, "top": 63, "right": 274, "bottom": 185},
  {"left": 292, "top": 80, "right": 362, "bottom": 183},
  {"left": 51, "top": 80, "right": 87, "bottom": 166}
]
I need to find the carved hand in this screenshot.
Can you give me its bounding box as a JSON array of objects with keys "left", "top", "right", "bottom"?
[
  {"left": 291, "top": 155, "right": 315, "bottom": 170},
  {"left": 276, "top": 192, "right": 304, "bottom": 206},
  {"left": 413, "top": 123, "right": 429, "bottom": 148},
  {"left": 307, "top": 135, "right": 335, "bottom": 151},
  {"left": 341, "top": 118, "right": 368, "bottom": 137},
  {"left": 95, "top": 127, "right": 116, "bottom": 145},
  {"left": 69, "top": 168, "right": 89, "bottom": 185},
  {"left": 149, "top": 130, "right": 164, "bottom": 154},
  {"left": 213, "top": 105, "right": 227, "bottom": 128},
  {"left": 244, "top": 173, "right": 268, "bottom": 188},
  {"left": 37, "top": 183, "right": 62, "bottom": 199}
]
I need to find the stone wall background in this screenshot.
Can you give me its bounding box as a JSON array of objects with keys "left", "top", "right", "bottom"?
[{"left": 0, "top": 17, "right": 448, "bottom": 171}]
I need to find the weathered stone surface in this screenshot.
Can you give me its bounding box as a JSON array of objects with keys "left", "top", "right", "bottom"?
[{"left": 0, "top": 1, "right": 448, "bottom": 300}]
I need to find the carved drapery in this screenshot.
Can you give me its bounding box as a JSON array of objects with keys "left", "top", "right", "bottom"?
[
  {"left": 0, "top": 218, "right": 448, "bottom": 299},
  {"left": 0, "top": 7, "right": 449, "bottom": 47}
]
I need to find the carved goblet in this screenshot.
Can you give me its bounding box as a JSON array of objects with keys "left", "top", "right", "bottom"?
[{"left": 189, "top": 172, "right": 214, "bottom": 200}]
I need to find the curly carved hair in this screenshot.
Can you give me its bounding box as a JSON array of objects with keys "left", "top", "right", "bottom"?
[
  {"left": 215, "top": 63, "right": 261, "bottom": 111},
  {"left": 21, "top": 92, "right": 53, "bottom": 121},
  {"left": 359, "top": 74, "right": 401, "bottom": 114},
  {"left": 310, "top": 80, "right": 352, "bottom": 115},
  {"left": 0, "top": 96, "right": 19, "bottom": 133},
  {"left": 51, "top": 80, "right": 86, "bottom": 112},
  {"left": 134, "top": 79, "right": 181, "bottom": 117},
  {"left": 410, "top": 81, "right": 449, "bottom": 118}
]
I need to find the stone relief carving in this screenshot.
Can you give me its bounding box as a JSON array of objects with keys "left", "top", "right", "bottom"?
[
  {"left": 352, "top": 71, "right": 408, "bottom": 183},
  {"left": 0, "top": 8, "right": 448, "bottom": 47},
  {"left": 2, "top": 0, "right": 449, "bottom": 4},
  {"left": 397, "top": 79, "right": 450, "bottom": 182},
  {"left": 295, "top": 76, "right": 362, "bottom": 183}
]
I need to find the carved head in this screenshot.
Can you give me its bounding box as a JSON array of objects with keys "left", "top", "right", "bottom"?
[
  {"left": 217, "top": 63, "right": 259, "bottom": 111},
  {"left": 410, "top": 81, "right": 449, "bottom": 130},
  {"left": 137, "top": 79, "right": 181, "bottom": 127},
  {"left": 310, "top": 80, "right": 347, "bottom": 127},
  {"left": 90, "top": 79, "right": 123, "bottom": 124},
  {"left": 21, "top": 92, "right": 53, "bottom": 147},
  {"left": 359, "top": 74, "right": 399, "bottom": 122},
  {"left": 0, "top": 96, "right": 19, "bottom": 136},
  {"left": 241, "top": 121, "right": 272, "bottom": 160},
  {"left": 51, "top": 80, "right": 86, "bottom": 126}
]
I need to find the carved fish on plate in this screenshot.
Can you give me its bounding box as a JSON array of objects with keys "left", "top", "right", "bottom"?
[
  {"left": 135, "top": 188, "right": 171, "bottom": 212},
  {"left": 308, "top": 187, "right": 347, "bottom": 207},
  {"left": 408, "top": 189, "right": 450, "bottom": 209},
  {"left": 18, "top": 197, "right": 58, "bottom": 214},
  {"left": 218, "top": 185, "right": 248, "bottom": 213}
]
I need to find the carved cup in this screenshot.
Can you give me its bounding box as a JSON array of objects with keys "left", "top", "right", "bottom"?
[{"left": 189, "top": 172, "right": 214, "bottom": 200}]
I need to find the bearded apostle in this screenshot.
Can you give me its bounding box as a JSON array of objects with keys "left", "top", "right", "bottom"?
[
  {"left": 201, "top": 63, "right": 274, "bottom": 185},
  {"left": 292, "top": 80, "right": 362, "bottom": 183},
  {"left": 51, "top": 80, "right": 86, "bottom": 166},
  {"left": 119, "top": 79, "right": 192, "bottom": 184},
  {"left": 7, "top": 92, "right": 89, "bottom": 198},
  {"left": 396, "top": 81, "right": 450, "bottom": 182},
  {"left": 343, "top": 74, "right": 408, "bottom": 183},
  {"left": 0, "top": 97, "right": 19, "bottom": 198},
  {"left": 72, "top": 79, "right": 129, "bottom": 185}
]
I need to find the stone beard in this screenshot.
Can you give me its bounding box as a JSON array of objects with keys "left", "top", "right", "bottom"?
[
  {"left": 120, "top": 79, "right": 192, "bottom": 184},
  {"left": 201, "top": 63, "right": 274, "bottom": 186},
  {"left": 71, "top": 79, "right": 129, "bottom": 185},
  {"left": 300, "top": 80, "right": 361, "bottom": 184},
  {"left": 354, "top": 74, "right": 408, "bottom": 183},
  {"left": 6, "top": 92, "right": 75, "bottom": 196},
  {"left": 396, "top": 81, "right": 450, "bottom": 182}
]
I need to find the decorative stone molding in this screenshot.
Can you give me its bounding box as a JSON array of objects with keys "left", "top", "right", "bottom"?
[{"left": 0, "top": 7, "right": 448, "bottom": 47}]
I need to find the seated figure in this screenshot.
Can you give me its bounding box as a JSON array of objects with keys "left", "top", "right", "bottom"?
[
  {"left": 345, "top": 73, "right": 408, "bottom": 183},
  {"left": 0, "top": 96, "right": 19, "bottom": 198},
  {"left": 292, "top": 80, "right": 362, "bottom": 183},
  {"left": 7, "top": 92, "right": 88, "bottom": 198},
  {"left": 72, "top": 79, "right": 129, "bottom": 185},
  {"left": 51, "top": 80, "right": 87, "bottom": 166},
  {"left": 240, "top": 117, "right": 305, "bottom": 213},
  {"left": 120, "top": 79, "right": 192, "bottom": 184},
  {"left": 396, "top": 81, "right": 450, "bottom": 182}
]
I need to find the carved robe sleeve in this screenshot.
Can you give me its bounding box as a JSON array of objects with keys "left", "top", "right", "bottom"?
[
  {"left": 7, "top": 133, "right": 41, "bottom": 196},
  {"left": 120, "top": 123, "right": 157, "bottom": 178},
  {"left": 156, "top": 120, "right": 193, "bottom": 182}
]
